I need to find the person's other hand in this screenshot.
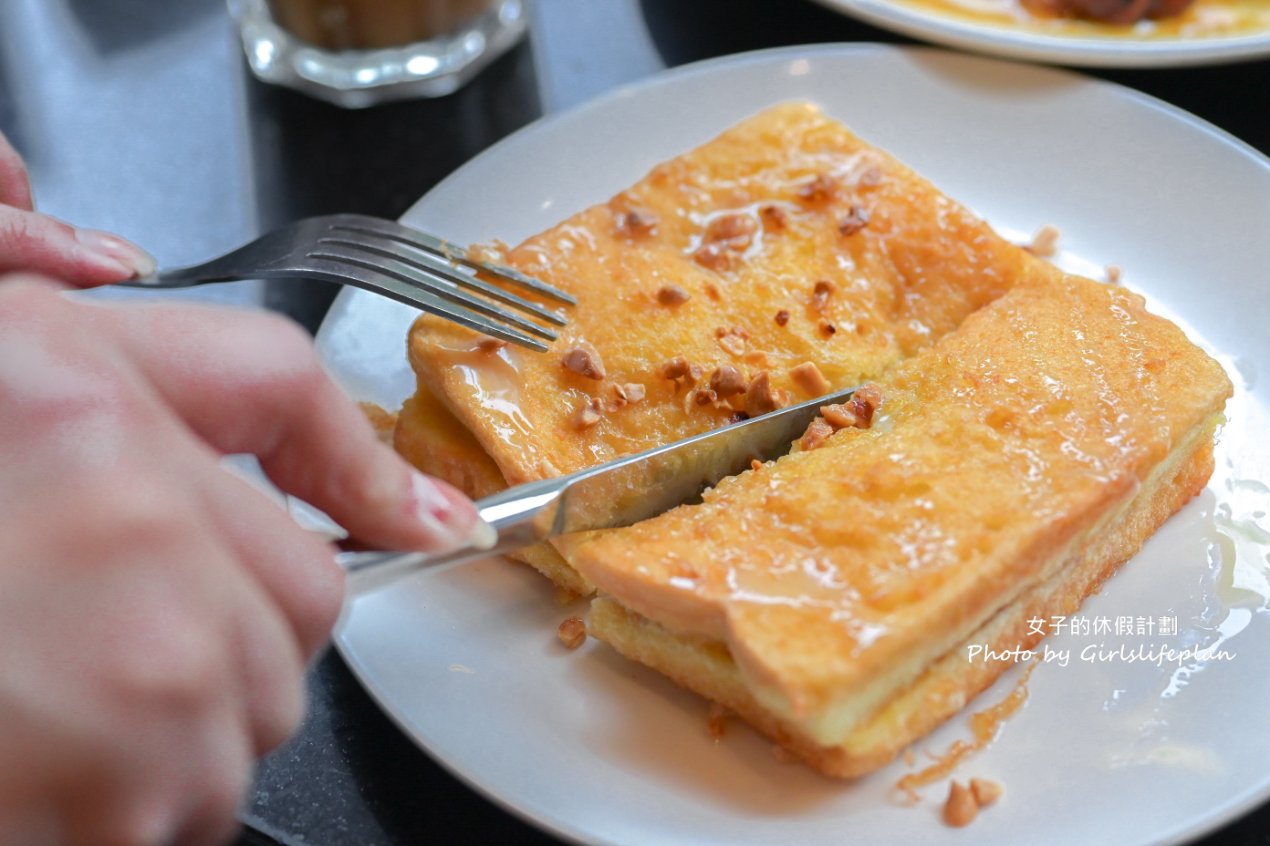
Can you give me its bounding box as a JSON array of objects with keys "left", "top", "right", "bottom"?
[
  {"left": 0, "top": 132, "right": 156, "bottom": 284},
  {"left": 0, "top": 275, "right": 490, "bottom": 845}
]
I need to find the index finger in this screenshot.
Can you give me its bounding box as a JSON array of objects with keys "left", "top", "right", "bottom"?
[{"left": 83, "top": 296, "right": 493, "bottom": 554}]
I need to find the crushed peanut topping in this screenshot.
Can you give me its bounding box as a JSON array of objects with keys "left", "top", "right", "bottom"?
[
  {"left": 620, "top": 382, "right": 646, "bottom": 403},
  {"left": 799, "top": 417, "right": 834, "bottom": 451},
  {"left": 1105, "top": 264, "right": 1123, "bottom": 285},
  {"left": 852, "top": 383, "right": 885, "bottom": 422},
  {"left": 705, "top": 213, "right": 758, "bottom": 245},
  {"left": 789, "top": 361, "right": 831, "bottom": 396},
  {"left": 745, "top": 371, "right": 786, "bottom": 417},
  {"left": 795, "top": 174, "right": 835, "bottom": 202},
  {"left": 943, "top": 781, "right": 978, "bottom": 828},
  {"left": 774, "top": 309, "right": 790, "bottom": 327},
  {"left": 614, "top": 206, "right": 659, "bottom": 237},
  {"left": 571, "top": 397, "right": 602, "bottom": 429},
  {"left": 556, "top": 616, "right": 587, "bottom": 650},
  {"left": 970, "top": 778, "right": 1003, "bottom": 807},
  {"left": 476, "top": 337, "right": 507, "bottom": 353},
  {"left": 750, "top": 459, "right": 763, "bottom": 472},
  {"left": 659, "top": 356, "right": 690, "bottom": 381},
  {"left": 838, "top": 204, "right": 870, "bottom": 236},
  {"left": 1026, "top": 223, "right": 1061, "bottom": 257},
  {"left": 656, "top": 284, "right": 691, "bottom": 306},
  {"left": 710, "top": 364, "right": 747, "bottom": 398},
  {"left": 812, "top": 279, "right": 835, "bottom": 312},
  {"left": 562, "top": 342, "right": 606, "bottom": 380},
  {"left": 693, "top": 242, "right": 734, "bottom": 272},
  {"left": 694, "top": 387, "right": 718, "bottom": 406},
  {"left": 818, "top": 319, "right": 837, "bottom": 338},
  {"left": 759, "top": 204, "right": 787, "bottom": 229},
  {"left": 821, "top": 403, "right": 860, "bottom": 430},
  {"left": 693, "top": 213, "right": 757, "bottom": 272},
  {"left": 704, "top": 282, "right": 721, "bottom": 301}
]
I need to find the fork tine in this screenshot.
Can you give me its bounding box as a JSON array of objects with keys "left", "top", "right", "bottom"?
[
  {"left": 307, "top": 245, "right": 559, "bottom": 342},
  {"left": 329, "top": 217, "right": 578, "bottom": 306},
  {"left": 317, "top": 235, "right": 568, "bottom": 327},
  {"left": 304, "top": 257, "right": 551, "bottom": 352}
]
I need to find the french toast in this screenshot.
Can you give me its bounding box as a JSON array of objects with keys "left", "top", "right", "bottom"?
[
  {"left": 569, "top": 271, "right": 1230, "bottom": 776},
  {"left": 395, "top": 102, "right": 1049, "bottom": 591}
]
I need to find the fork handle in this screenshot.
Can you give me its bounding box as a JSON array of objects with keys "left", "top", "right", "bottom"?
[{"left": 335, "top": 476, "right": 567, "bottom": 596}]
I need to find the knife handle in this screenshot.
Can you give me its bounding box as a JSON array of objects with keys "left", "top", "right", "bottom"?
[{"left": 335, "top": 475, "right": 568, "bottom": 595}]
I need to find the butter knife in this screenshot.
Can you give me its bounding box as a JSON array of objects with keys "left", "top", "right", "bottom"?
[{"left": 337, "top": 386, "right": 856, "bottom": 593}]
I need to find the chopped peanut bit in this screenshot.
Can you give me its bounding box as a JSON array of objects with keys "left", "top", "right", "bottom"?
[
  {"left": 685, "top": 363, "right": 704, "bottom": 384},
  {"left": 695, "top": 388, "right": 719, "bottom": 406},
  {"left": 852, "top": 383, "right": 885, "bottom": 422},
  {"left": 838, "top": 204, "right": 870, "bottom": 236},
  {"left": 620, "top": 382, "right": 646, "bottom": 403},
  {"left": 799, "top": 417, "right": 834, "bottom": 451},
  {"left": 614, "top": 206, "right": 659, "bottom": 237},
  {"left": 774, "top": 309, "right": 790, "bottom": 327},
  {"left": 656, "top": 284, "right": 691, "bottom": 306},
  {"left": 811, "top": 279, "right": 835, "bottom": 312},
  {"left": 562, "top": 342, "right": 606, "bottom": 380},
  {"left": 750, "top": 459, "right": 763, "bottom": 472},
  {"left": 820, "top": 403, "right": 859, "bottom": 430},
  {"left": 970, "top": 778, "right": 1003, "bottom": 807},
  {"left": 693, "top": 213, "right": 758, "bottom": 272},
  {"left": 1025, "top": 223, "right": 1061, "bottom": 257},
  {"left": 571, "top": 397, "right": 603, "bottom": 429},
  {"left": 710, "top": 364, "right": 747, "bottom": 399},
  {"left": 704, "top": 282, "right": 722, "bottom": 301},
  {"left": 705, "top": 213, "right": 758, "bottom": 245},
  {"left": 693, "top": 242, "right": 734, "bottom": 272},
  {"left": 817, "top": 319, "right": 837, "bottom": 338},
  {"left": 706, "top": 703, "right": 730, "bottom": 740},
  {"left": 1105, "top": 264, "right": 1123, "bottom": 285},
  {"left": 789, "top": 361, "right": 831, "bottom": 396},
  {"left": 476, "top": 337, "right": 507, "bottom": 353},
  {"left": 944, "top": 781, "right": 978, "bottom": 828},
  {"left": 659, "top": 355, "right": 690, "bottom": 381},
  {"left": 745, "top": 371, "right": 787, "bottom": 417},
  {"left": 759, "top": 204, "right": 787, "bottom": 229},
  {"left": 795, "top": 173, "right": 835, "bottom": 202},
  {"left": 556, "top": 616, "right": 587, "bottom": 650}
]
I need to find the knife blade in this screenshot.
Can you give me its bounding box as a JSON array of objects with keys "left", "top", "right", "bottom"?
[{"left": 338, "top": 385, "right": 857, "bottom": 593}]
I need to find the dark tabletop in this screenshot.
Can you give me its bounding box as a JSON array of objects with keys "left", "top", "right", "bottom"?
[{"left": 1, "top": 1, "right": 1267, "bottom": 844}]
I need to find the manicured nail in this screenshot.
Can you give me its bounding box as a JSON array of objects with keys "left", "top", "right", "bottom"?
[
  {"left": 75, "top": 228, "right": 157, "bottom": 279},
  {"left": 410, "top": 473, "right": 497, "bottom": 552}
]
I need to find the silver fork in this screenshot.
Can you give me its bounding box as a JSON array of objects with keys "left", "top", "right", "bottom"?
[{"left": 117, "top": 213, "right": 575, "bottom": 351}]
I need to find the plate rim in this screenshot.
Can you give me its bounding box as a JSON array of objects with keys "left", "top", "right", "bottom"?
[
  {"left": 324, "top": 42, "right": 1270, "bottom": 846},
  {"left": 808, "top": 0, "right": 1270, "bottom": 67}
]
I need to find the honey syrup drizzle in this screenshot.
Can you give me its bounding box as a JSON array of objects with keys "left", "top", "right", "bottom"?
[{"left": 896, "top": 663, "right": 1036, "bottom": 801}]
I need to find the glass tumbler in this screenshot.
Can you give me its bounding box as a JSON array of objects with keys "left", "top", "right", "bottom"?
[{"left": 229, "top": 0, "right": 528, "bottom": 107}]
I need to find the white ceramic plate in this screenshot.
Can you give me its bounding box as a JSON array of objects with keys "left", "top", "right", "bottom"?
[
  {"left": 811, "top": 0, "right": 1270, "bottom": 67},
  {"left": 317, "top": 46, "right": 1270, "bottom": 846}
]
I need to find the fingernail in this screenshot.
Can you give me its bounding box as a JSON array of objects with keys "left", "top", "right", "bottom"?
[
  {"left": 410, "top": 473, "right": 497, "bottom": 552},
  {"left": 75, "top": 228, "right": 157, "bottom": 279}
]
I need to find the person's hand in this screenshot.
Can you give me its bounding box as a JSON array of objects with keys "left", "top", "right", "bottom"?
[
  {"left": 0, "top": 132, "right": 155, "bottom": 284},
  {"left": 0, "top": 275, "right": 491, "bottom": 845}
]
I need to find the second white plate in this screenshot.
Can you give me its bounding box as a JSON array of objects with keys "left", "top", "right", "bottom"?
[{"left": 318, "top": 45, "right": 1270, "bottom": 846}]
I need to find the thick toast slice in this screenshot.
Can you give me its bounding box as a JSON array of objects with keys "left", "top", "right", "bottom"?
[
  {"left": 568, "top": 272, "right": 1230, "bottom": 775},
  {"left": 396, "top": 102, "right": 1048, "bottom": 590}
]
